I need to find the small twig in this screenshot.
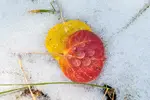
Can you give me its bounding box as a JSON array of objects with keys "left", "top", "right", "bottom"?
[
  {"left": 13, "top": 52, "right": 64, "bottom": 59},
  {"left": 55, "top": 0, "right": 65, "bottom": 22},
  {"left": 112, "top": 91, "right": 115, "bottom": 100},
  {"left": 103, "top": 84, "right": 116, "bottom": 100},
  {"left": 118, "top": 3, "right": 150, "bottom": 33},
  {"left": 105, "top": 3, "right": 150, "bottom": 47},
  {"left": 13, "top": 52, "right": 49, "bottom": 55},
  {"left": 18, "top": 55, "right": 36, "bottom": 100},
  {"left": 102, "top": 88, "right": 109, "bottom": 100},
  {"left": 54, "top": 0, "right": 68, "bottom": 33},
  {"left": 50, "top": 0, "right": 56, "bottom": 13}
]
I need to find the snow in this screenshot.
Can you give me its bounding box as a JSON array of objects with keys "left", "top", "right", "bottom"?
[{"left": 0, "top": 0, "right": 150, "bottom": 100}]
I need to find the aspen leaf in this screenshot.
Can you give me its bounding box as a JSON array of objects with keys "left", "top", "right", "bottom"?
[
  {"left": 59, "top": 30, "right": 105, "bottom": 83},
  {"left": 45, "top": 20, "right": 91, "bottom": 60}
]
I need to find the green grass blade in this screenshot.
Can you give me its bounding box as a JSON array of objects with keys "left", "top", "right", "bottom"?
[
  {"left": 0, "top": 82, "right": 109, "bottom": 89},
  {"left": 0, "top": 87, "right": 27, "bottom": 95},
  {"left": 29, "top": 9, "right": 55, "bottom": 14}
]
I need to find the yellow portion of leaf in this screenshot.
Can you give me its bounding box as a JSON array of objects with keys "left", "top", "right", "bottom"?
[{"left": 45, "top": 20, "right": 92, "bottom": 60}]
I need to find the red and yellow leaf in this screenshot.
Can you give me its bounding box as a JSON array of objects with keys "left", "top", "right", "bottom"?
[
  {"left": 45, "top": 20, "right": 91, "bottom": 60},
  {"left": 59, "top": 30, "right": 106, "bottom": 83}
]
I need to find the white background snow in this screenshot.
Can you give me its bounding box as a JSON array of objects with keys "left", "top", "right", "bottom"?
[{"left": 0, "top": 0, "right": 150, "bottom": 100}]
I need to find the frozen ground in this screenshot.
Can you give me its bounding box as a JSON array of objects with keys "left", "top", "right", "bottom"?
[{"left": 0, "top": 0, "right": 150, "bottom": 100}]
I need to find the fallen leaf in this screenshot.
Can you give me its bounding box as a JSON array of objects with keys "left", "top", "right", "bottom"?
[
  {"left": 45, "top": 20, "right": 91, "bottom": 60},
  {"left": 59, "top": 30, "right": 105, "bottom": 83}
]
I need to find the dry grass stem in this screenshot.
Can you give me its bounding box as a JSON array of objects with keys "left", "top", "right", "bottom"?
[{"left": 18, "top": 55, "right": 37, "bottom": 100}]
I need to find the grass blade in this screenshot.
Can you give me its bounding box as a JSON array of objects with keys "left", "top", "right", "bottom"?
[
  {"left": 0, "top": 87, "right": 27, "bottom": 95},
  {"left": 0, "top": 82, "right": 109, "bottom": 89}
]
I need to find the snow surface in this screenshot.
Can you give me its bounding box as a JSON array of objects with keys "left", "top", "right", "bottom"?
[{"left": 0, "top": 0, "right": 150, "bottom": 100}]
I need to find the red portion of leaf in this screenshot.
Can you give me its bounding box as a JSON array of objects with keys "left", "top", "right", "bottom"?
[{"left": 59, "top": 30, "right": 106, "bottom": 83}]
